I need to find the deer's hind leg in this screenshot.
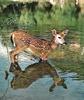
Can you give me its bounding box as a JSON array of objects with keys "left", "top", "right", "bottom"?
[{"left": 10, "top": 46, "right": 27, "bottom": 63}]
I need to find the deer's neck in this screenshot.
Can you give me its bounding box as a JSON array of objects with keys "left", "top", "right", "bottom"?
[{"left": 50, "top": 37, "right": 58, "bottom": 49}]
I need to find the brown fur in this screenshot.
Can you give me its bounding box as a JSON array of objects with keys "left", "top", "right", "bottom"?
[{"left": 10, "top": 29, "right": 68, "bottom": 63}]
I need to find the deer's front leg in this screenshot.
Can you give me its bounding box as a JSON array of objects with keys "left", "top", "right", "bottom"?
[{"left": 40, "top": 51, "right": 49, "bottom": 61}]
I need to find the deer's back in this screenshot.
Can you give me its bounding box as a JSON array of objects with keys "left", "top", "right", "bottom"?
[{"left": 11, "top": 30, "right": 51, "bottom": 51}]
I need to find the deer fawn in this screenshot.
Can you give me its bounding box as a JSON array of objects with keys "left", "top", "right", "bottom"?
[{"left": 10, "top": 29, "right": 68, "bottom": 63}]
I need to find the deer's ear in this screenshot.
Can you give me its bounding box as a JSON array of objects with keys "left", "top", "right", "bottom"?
[
  {"left": 51, "top": 29, "right": 57, "bottom": 36},
  {"left": 64, "top": 29, "right": 69, "bottom": 34},
  {"left": 60, "top": 29, "right": 69, "bottom": 37}
]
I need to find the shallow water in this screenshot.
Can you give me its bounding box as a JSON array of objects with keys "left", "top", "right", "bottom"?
[{"left": 0, "top": 33, "right": 84, "bottom": 100}]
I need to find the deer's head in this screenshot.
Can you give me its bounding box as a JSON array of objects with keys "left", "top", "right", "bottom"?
[{"left": 51, "top": 29, "right": 69, "bottom": 45}]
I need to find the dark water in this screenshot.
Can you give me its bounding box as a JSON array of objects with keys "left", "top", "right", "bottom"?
[{"left": 0, "top": 33, "right": 84, "bottom": 100}]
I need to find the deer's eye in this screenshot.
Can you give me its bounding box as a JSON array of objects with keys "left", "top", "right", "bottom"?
[{"left": 58, "top": 37, "right": 61, "bottom": 39}]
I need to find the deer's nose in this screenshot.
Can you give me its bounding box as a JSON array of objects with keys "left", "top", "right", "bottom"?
[
  {"left": 62, "top": 42, "right": 67, "bottom": 45},
  {"left": 64, "top": 42, "right": 67, "bottom": 45}
]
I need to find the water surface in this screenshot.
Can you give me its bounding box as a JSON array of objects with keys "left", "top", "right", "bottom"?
[{"left": 0, "top": 31, "right": 84, "bottom": 100}]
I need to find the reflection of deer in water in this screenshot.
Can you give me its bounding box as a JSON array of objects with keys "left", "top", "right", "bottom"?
[
  {"left": 9, "top": 62, "right": 67, "bottom": 92},
  {"left": 10, "top": 29, "right": 68, "bottom": 64}
]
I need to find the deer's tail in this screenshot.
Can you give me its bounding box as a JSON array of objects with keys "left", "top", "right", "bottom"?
[{"left": 10, "top": 33, "right": 15, "bottom": 47}]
